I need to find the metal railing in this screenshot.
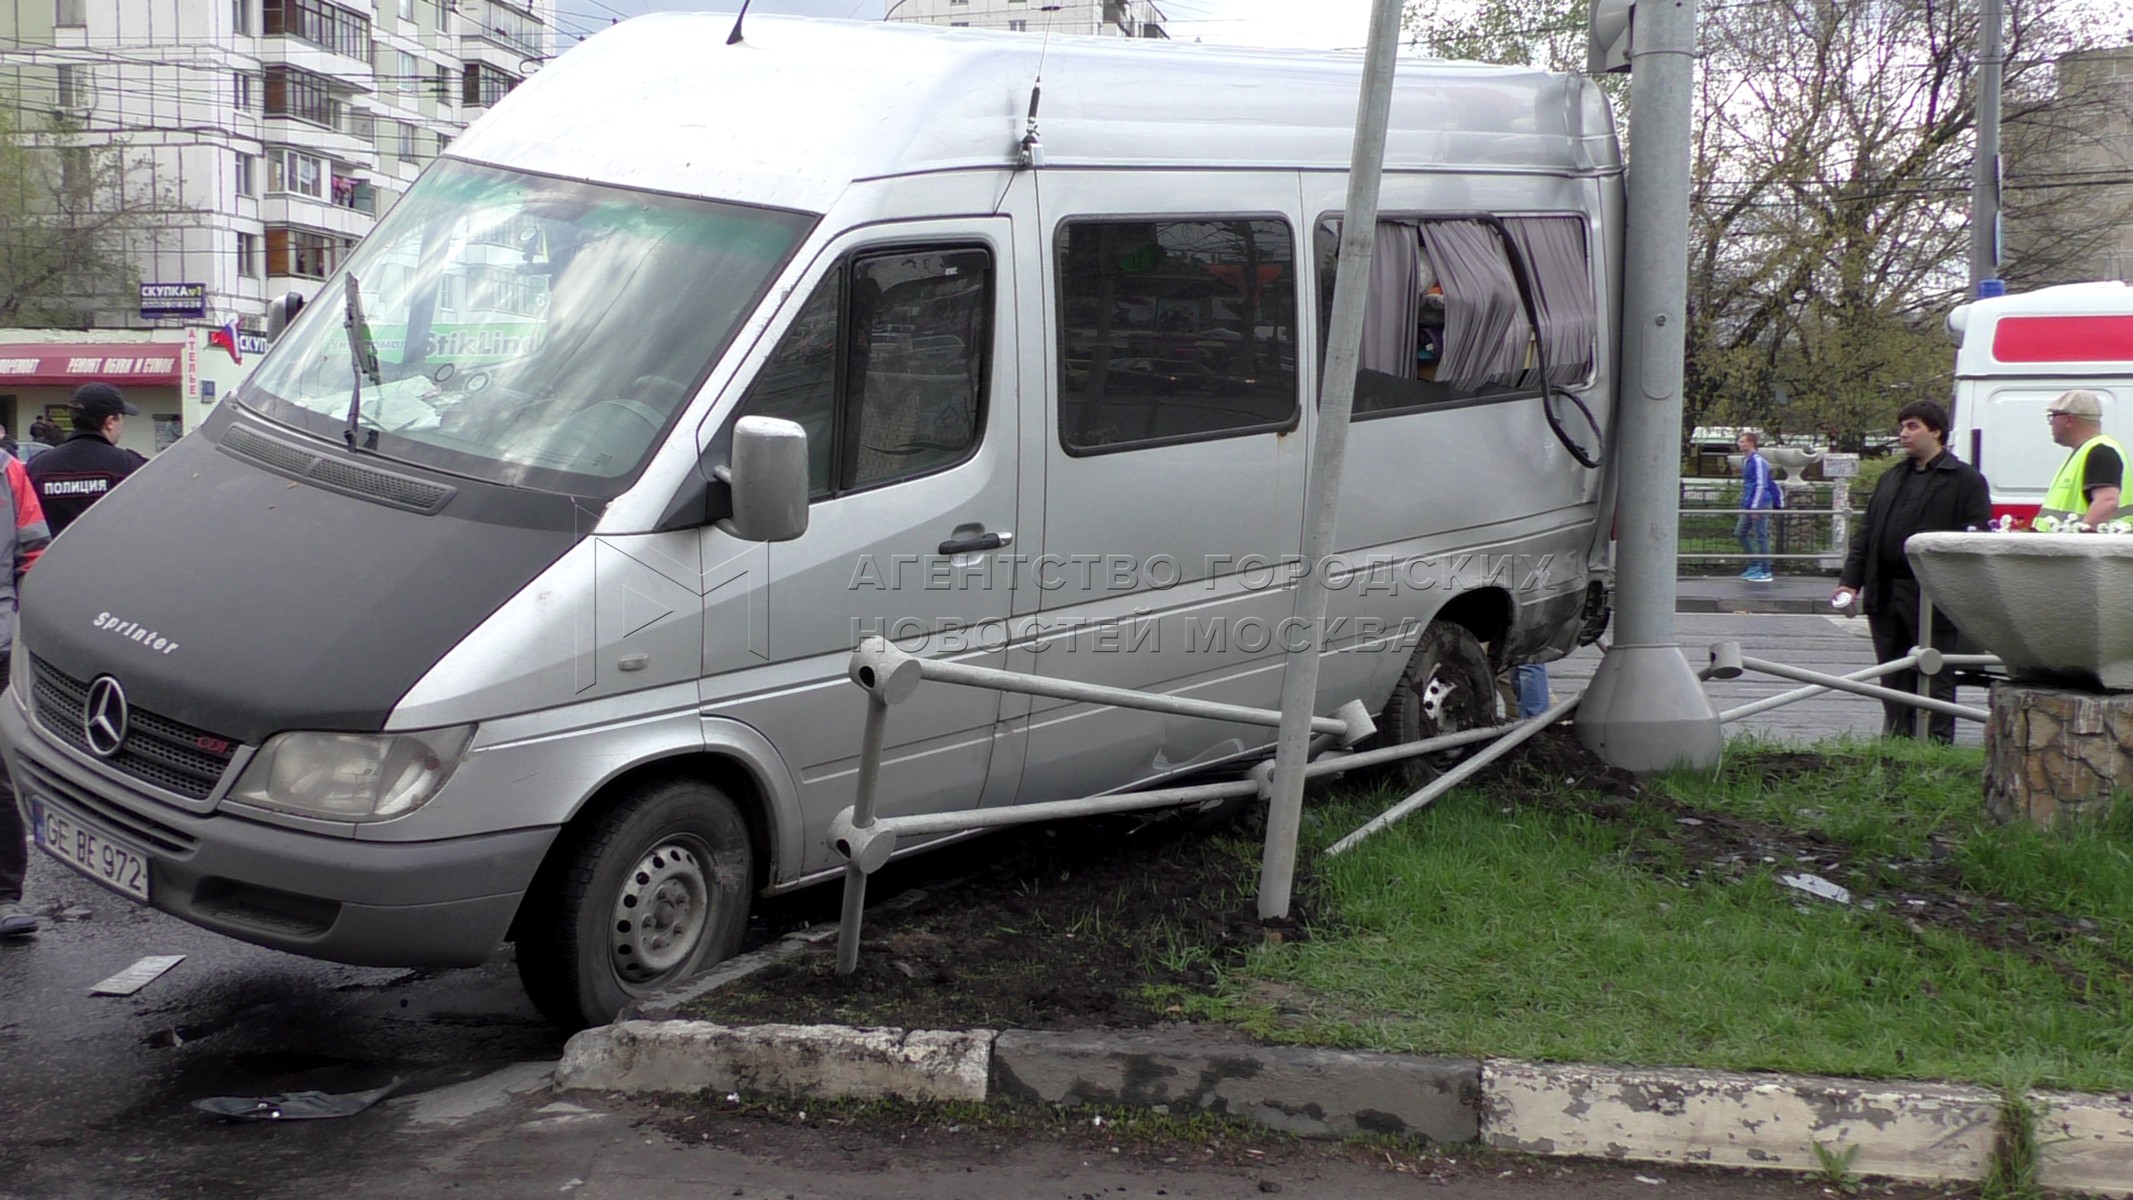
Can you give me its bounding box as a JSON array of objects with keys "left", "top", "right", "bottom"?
[
  {"left": 825, "top": 595, "right": 2002, "bottom": 970},
  {"left": 827, "top": 635, "right": 1568, "bottom": 972},
  {"left": 1680, "top": 505, "right": 1860, "bottom": 569},
  {"left": 1698, "top": 588, "right": 2000, "bottom": 735}
]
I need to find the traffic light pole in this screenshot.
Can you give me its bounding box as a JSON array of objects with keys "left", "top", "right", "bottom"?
[{"left": 1969, "top": 0, "right": 2004, "bottom": 296}]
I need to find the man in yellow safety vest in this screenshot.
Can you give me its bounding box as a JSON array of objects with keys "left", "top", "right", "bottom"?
[{"left": 2038, "top": 389, "right": 2123, "bottom": 529}]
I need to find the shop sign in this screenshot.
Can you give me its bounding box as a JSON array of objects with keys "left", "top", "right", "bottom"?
[{"left": 139, "top": 283, "right": 207, "bottom": 319}]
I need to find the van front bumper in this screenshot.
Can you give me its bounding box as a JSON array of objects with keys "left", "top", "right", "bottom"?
[{"left": 0, "top": 698, "right": 557, "bottom": 968}]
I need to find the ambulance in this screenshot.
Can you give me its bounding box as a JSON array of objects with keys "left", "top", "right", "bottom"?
[{"left": 1947, "top": 281, "right": 2133, "bottom": 525}]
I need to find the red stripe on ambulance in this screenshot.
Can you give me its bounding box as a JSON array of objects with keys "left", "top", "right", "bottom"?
[{"left": 1992, "top": 315, "right": 2133, "bottom": 363}]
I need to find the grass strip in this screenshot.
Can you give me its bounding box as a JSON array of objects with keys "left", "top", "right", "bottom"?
[{"left": 1189, "top": 737, "right": 2133, "bottom": 1092}]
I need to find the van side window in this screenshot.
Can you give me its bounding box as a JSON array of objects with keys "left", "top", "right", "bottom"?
[
  {"left": 736, "top": 275, "right": 840, "bottom": 497},
  {"left": 847, "top": 249, "right": 990, "bottom": 488},
  {"left": 732, "top": 245, "right": 992, "bottom": 498},
  {"left": 1057, "top": 219, "right": 1297, "bottom": 454},
  {"left": 1315, "top": 215, "right": 1594, "bottom": 418}
]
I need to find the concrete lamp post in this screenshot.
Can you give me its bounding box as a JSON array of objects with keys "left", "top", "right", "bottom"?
[{"left": 1573, "top": 0, "right": 1724, "bottom": 773}]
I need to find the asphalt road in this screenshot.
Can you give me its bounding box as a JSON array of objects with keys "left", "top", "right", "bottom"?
[{"left": 0, "top": 850, "right": 566, "bottom": 1198}]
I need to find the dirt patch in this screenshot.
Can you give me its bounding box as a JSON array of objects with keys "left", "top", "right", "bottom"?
[
  {"left": 695, "top": 729, "right": 2126, "bottom": 1033},
  {"left": 695, "top": 806, "right": 1277, "bottom": 1030}
]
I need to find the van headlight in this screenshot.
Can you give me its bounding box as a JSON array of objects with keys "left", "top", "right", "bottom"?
[{"left": 230, "top": 726, "right": 476, "bottom": 822}]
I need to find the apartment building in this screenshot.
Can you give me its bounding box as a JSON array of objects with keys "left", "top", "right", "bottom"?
[
  {"left": 0, "top": 0, "right": 551, "bottom": 452},
  {"left": 886, "top": 0, "right": 1167, "bottom": 39}
]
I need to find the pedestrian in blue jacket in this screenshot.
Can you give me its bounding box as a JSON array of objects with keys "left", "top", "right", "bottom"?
[{"left": 1736, "top": 432, "right": 1781, "bottom": 582}]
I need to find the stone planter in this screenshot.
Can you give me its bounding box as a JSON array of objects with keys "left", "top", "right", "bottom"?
[{"left": 1906, "top": 531, "right": 2133, "bottom": 691}]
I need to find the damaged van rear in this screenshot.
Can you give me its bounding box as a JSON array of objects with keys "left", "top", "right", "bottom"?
[{"left": 2, "top": 14, "right": 1624, "bottom": 1028}]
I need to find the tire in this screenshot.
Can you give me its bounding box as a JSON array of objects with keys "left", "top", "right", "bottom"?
[
  {"left": 1368, "top": 620, "right": 1501, "bottom": 790},
  {"left": 516, "top": 778, "right": 754, "bottom": 1031}
]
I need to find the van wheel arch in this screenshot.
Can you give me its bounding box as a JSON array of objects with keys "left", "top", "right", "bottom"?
[
  {"left": 509, "top": 753, "right": 775, "bottom": 943},
  {"left": 1425, "top": 589, "right": 1516, "bottom": 666},
  {"left": 508, "top": 755, "right": 775, "bottom": 1030}
]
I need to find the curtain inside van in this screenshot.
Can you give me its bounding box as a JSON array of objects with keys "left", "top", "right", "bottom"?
[
  {"left": 1418, "top": 221, "right": 1527, "bottom": 392},
  {"left": 1359, "top": 221, "right": 1422, "bottom": 377},
  {"left": 1506, "top": 217, "right": 1595, "bottom": 388}
]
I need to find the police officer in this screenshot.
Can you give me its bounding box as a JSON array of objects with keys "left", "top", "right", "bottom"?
[
  {"left": 2037, "top": 389, "right": 2123, "bottom": 529},
  {"left": 27, "top": 382, "right": 148, "bottom": 535}
]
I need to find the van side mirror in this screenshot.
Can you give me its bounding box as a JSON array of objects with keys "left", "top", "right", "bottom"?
[
  {"left": 266, "top": 290, "right": 306, "bottom": 340},
  {"left": 715, "top": 416, "right": 810, "bottom": 542}
]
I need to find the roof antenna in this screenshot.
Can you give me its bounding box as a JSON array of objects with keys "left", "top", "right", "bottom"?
[
  {"left": 1018, "top": 25, "right": 1053, "bottom": 169},
  {"left": 726, "top": 0, "right": 753, "bottom": 45}
]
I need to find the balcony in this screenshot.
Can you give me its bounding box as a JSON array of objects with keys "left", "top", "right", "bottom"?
[
  {"left": 264, "top": 116, "right": 378, "bottom": 168},
  {"left": 329, "top": 176, "right": 376, "bottom": 214},
  {"left": 262, "top": 193, "right": 374, "bottom": 238},
  {"left": 255, "top": 39, "right": 374, "bottom": 89},
  {"left": 462, "top": 0, "right": 544, "bottom": 60}
]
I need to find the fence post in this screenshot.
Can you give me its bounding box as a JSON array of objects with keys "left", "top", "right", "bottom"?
[{"left": 1915, "top": 593, "right": 1934, "bottom": 740}]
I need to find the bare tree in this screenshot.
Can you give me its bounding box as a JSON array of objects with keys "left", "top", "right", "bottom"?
[
  {"left": 0, "top": 94, "right": 185, "bottom": 328},
  {"left": 1402, "top": 0, "right": 2133, "bottom": 450}
]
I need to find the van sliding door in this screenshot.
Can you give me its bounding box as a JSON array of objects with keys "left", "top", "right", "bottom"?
[{"left": 1010, "top": 178, "right": 1310, "bottom": 806}]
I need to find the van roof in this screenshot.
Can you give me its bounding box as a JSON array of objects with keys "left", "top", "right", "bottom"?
[
  {"left": 1949, "top": 281, "right": 2133, "bottom": 377},
  {"left": 448, "top": 14, "right": 1621, "bottom": 215}
]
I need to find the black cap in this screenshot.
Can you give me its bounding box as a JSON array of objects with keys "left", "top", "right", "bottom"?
[{"left": 69, "top": 382, "right": 140, "bottom": 421}]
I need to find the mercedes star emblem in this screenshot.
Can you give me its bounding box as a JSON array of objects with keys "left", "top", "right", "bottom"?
[{"left": 83, "top": 675, "right": 130, "bottom": 759}]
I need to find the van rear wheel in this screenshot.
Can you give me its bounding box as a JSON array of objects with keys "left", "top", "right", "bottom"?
[
  {"left": 516, "top": 779, "right": 754, "bottom": 1031},
  {"left": 1370, "top": 620, "right": 1500, "bottom": 790}
]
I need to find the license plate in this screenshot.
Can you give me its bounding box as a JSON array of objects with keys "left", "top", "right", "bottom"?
[{"left": 30, "top": 800, "right": 151, "bottom": 902}]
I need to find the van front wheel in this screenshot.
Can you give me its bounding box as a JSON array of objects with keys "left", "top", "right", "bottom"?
[{"left": 516, "top": 779, "right": 754, "bottom": 1031}]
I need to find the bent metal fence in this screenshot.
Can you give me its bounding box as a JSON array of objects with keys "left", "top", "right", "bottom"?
[{"left": 826, "top": 619, "right": 2001, "bottom": 972}]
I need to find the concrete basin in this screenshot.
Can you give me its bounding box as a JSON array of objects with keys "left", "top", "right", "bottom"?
[{"left": 1908, "top": 531, "right": 2133, "bottom": 690}]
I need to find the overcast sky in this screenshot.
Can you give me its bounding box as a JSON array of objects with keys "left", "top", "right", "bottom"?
[{"left": 549, "top": 0, "right": 1380, "bottom": 53}]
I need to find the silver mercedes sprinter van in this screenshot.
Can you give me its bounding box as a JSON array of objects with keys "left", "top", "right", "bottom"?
[{"left": 3, "top": 15, "right": 1623, "bottom": 1028}]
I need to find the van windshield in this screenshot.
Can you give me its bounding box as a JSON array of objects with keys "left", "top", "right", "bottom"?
[{"left": 240, "top": 160, "right": 812, "bottom": 497}]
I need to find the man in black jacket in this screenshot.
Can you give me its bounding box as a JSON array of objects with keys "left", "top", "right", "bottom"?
[
  {"left": 27, "top": 383, "right": 148, "bottom": 535},
  {"left": 1832, "top": 400, "right": 1991, "bottom": 742}
]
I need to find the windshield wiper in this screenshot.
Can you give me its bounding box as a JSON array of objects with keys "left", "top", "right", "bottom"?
[{"left": 343, "top": 273, "right": 382, "bottom": 451}]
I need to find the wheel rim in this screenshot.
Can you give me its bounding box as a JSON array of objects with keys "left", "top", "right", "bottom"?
[
  {"left": 610, "top": 837, "right": 711, "bottom": 984},
  {"left": 1419, "top": 667, "right": 1462, "bottom": 731}
]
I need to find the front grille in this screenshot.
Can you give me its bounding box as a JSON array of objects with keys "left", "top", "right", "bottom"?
[
  {"left": 19, "top": 756, "right": 198, "bottom": 856},
  {"left": 30, "top": 657, "right": 241, "bottom": 801},
  {"left": 220, "top": 423, "right": 456, "bottom": 514}
]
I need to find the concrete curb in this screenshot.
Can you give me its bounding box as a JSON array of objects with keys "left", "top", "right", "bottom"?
[
  {"left": 1676, "top": 596, "right": 1831, "bottom": 615},
  {"left": 2033, "top": 1090, "right": 2133, "bottom": 1197},
  {"left": 992, "top": 1027, "right": 1479, "bottom": 1143},
  {"left": 1483, "top": 1061, "right": 1998, "bottom": 1183},
  {"left": 554, "top": 1020, "right": 2133, "bottom": 1194},
  {"left": 557, "top": 1020, "right": 995, "bottom": 1103}
]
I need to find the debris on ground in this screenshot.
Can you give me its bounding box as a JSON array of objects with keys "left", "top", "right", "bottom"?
[
  {"left": 1777, "top": 872, "right": 1853, "bottom": 905},
  {"left": 192, "top": 1078, "right": 403, "bottom": 1122},
  {"left": 88, "top": 955, "right": 185, "bottom": 997}
]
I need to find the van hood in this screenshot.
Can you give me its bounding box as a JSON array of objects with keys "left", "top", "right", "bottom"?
[{"left": 18, "top": 415, "right": 594, "bottom": 747}]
